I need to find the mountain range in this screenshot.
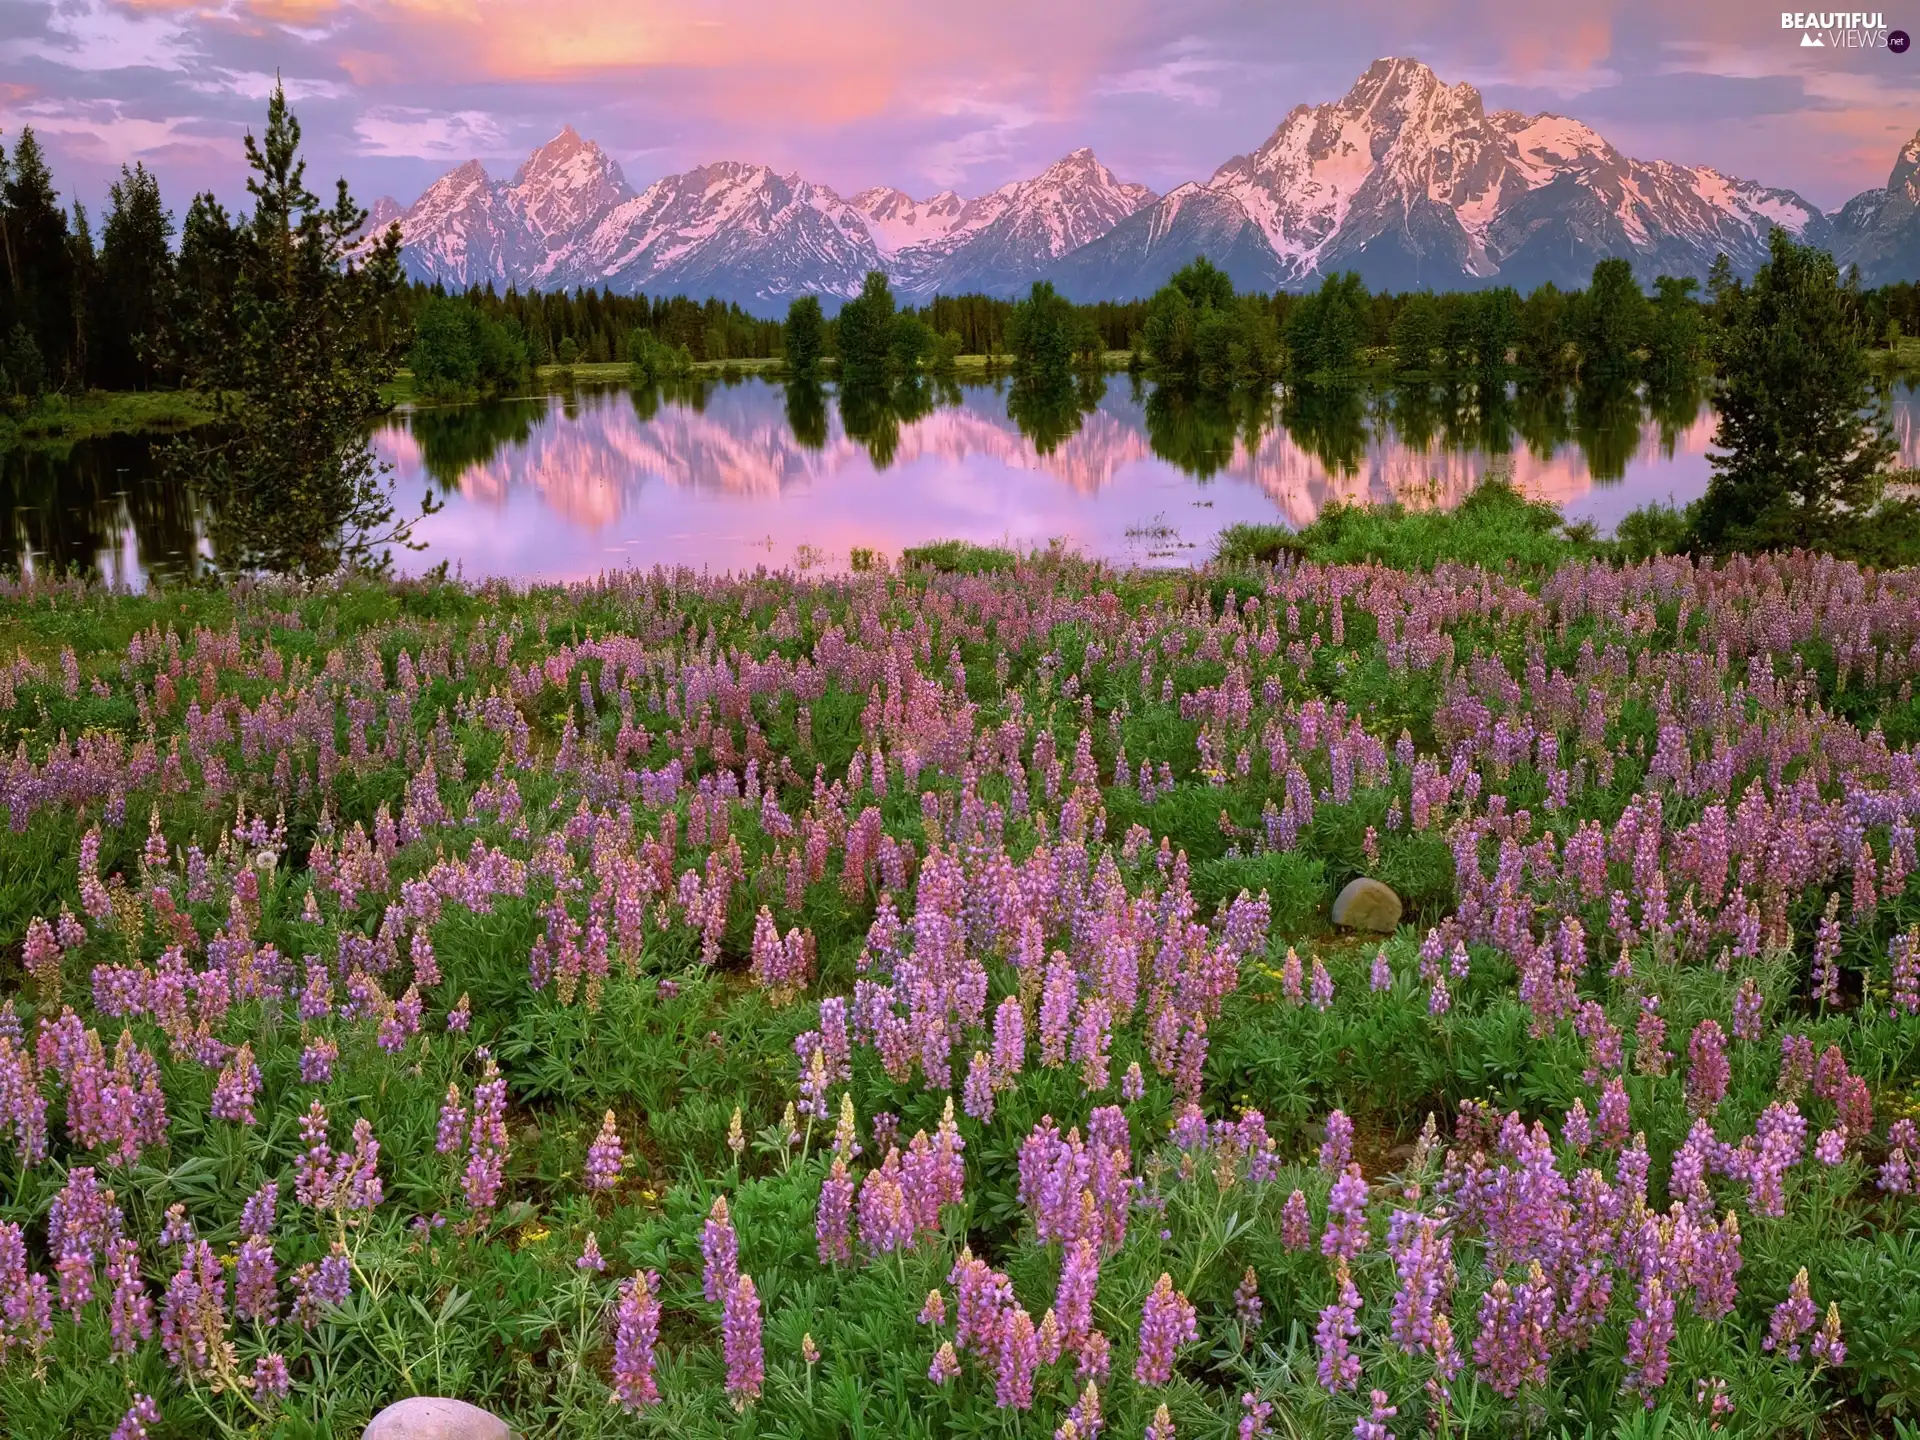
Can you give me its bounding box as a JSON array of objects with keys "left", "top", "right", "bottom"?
[{"left": 364, "top": 57, "right": 1920, "bottom": 312}]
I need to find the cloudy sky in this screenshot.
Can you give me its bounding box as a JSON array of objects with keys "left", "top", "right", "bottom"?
[{"left": 6, "top": 0, "right": 1919, "bottom": 220}]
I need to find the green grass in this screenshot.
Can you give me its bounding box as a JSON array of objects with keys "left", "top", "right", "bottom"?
[
  {"left": 899, "top": 539, "right": 1020, "bottom": 574},
  {"left": 0, "top": 389, "right": 220, "bottom": 446}
]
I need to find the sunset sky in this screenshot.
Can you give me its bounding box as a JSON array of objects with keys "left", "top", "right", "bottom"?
[{"left": 6, "top": 0, "right": 1919, "bottom": 218}]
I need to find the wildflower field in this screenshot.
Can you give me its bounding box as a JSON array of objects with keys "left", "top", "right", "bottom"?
[{"left": 2, "top": 506, "right": 1918, "bottom": 1439}]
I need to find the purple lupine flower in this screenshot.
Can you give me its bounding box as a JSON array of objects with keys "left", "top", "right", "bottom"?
[
  {"left": 1145, "top": 1402, "right": 1177, "bottom": 1440},
  {"left": 816, "top": 1157, "right": 854, "bottom": 1264},
  {"left": 110, "top": 1396, "right": 162, "bottom": 1440},
  {"left": 1764, "top": 1268, "right": 1818, "bottom": 1360},
  {"left": 234, "top": 1236, "right": 278, "bottom": 1324},
  {"left": 290, "top": 1247, "right": 351, "bottom": 1328},
  {"left": 436, "top": 1084, "right": 467, "bottom": 1154},
  {"left": 1427, "top": 973, "right": 1451, "bottom": 1016},
  {"left": 1596, "top": 1078, "right": 1631, "bottom": 1150},
  {"left": 1061, "top": 1378, "right": 1103, "bottom": 1440},
  {"left": 298, "top": 1039, "right": 337, "bottom": 1084},
  {"left": 461, "top": 1064, "right": 508, "bottom": 1214},
  {"left": 722, "top": 1273, "right": 764, "bottom": 1407},
  {"left": 1078, "top": 1328, "right": 1112, "bottom": 1382},
  {"left": 1732, "top": 978, "right": 1764, "bottom": 1040},
  {"left": 1120, "top": 1061, "right": 1145, "bottom": 1102},
  {"left": 565, "top": 1227, "right": 604, "bottom": 1275},
  {"left": 106, "top": 1237, "right": 153, "bottom": 1356},
  {"left": 1624, "top": 1275, "right": 1675, "bottom": 1404},
  {"left": 1134, "top": 1273, "right": 1197, "bottom": 1384},
  {"left": 611, "top": 1271, "right": 661, "bottom": 1409},
  {"left": 158, "top": 1240, "right": 227, "bottom": 1378},
  {"left": 240, "top": 1181, "right": 278, "bottom": 1239},
  {"left": 1056, "top": 1238, "right": 1100, "bottom": 1352},
  {"left": 585, "top": 1111, "right": 624, "bottom": 1192},
  {"left": 964, "top": 1050, "right": 996, "bottom": 1122},
  {"left": 1234, "top": 1267, "right": 1263, "bottom": 1330},
  {"left": 1238, "top": 1392, "right": 1274, "bottom": 1440},
  {"left": 252, "top": 1352, "right": 291, "bottom": 1402},
  {"left": 447, "top": 993, "right": 471, "bottom": 1032},
  {"left": 1691, "top": 1212, "right": 1742, "bottom": 1321},
  {"left": 1815, "top": 1127, "right": 1848, "bottom": 1165},
  {"left": 1309, "top": 957, "right": 1334, "bottom": 1012},
  {"left": 996, "top": 1306, "right": 1039, "bottom": 1410},
  {"left": 1321, "top": 1110, "right": 1353, "bottom": 1174},
  {"left": 1471, "top": 1267, "right": 1553, "bottom": 1397},
  {"left": 1562, "top": 1099, "right": 1592, "bottom": 1153},
  {"left": 992, "top": 996, "right": 1026, "bottom": 1085},
  {"left": 702, "top": 1196, "right": 740, "bottom": 1303},
  {"left": 1281, "top": 1190, "right": 1312, "bottom": 1251},
  {"left": 211, "top": 1042, "right": 262, "bottom": 1125},
  {"left": 1314, "top": 1258, "right": 1362, "bottom": 1392},
  {"left": 1322, "top": 1166, "right": 1370, "bottom": 1258},
  {"left": 159, "top": 1204, "right": 196, "bottom": 1248},
  {"left": 1353, "top": 1390, "right": 1397, "bottom": 1440},
  {"left": 1812, "top": 1303, "right": 1845, "bottom": 1367},
  {"left": 1387, "top": 1211, "right": 1452, "bottom": 1355},
  {"left": 918, "top": 1289, "right": 946, "bottom": 1326}
]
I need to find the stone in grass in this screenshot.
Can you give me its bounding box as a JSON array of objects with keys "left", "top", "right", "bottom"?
[
  {"left": 363, "top": 1397, "right": 514, "bottom": 1440},
  {"left": 1331, "top": 877, "right": 1402, "bottom": 933}
]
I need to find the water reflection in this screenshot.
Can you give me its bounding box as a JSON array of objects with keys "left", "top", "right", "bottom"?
[{"left": 7, "top": 375, "right": 1916, "bottom": 586}]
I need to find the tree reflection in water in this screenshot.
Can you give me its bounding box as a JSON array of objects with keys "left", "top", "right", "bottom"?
[{"left": 1, "top": 433, "right": 209, "bottom": 582}]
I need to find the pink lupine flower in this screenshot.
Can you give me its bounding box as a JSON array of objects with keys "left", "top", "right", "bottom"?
[
  {"left": 1812, "top": 1303, "right": 1845, "bottom": 1367},
  {"left": 1369, "top": 949, "right": 1393, "bottom": 992},
  {"left": 1353, "top": 1390, "right": 1397, "bottom": 1440},
  {"left": 928, "top": 1341, "right": 961, "bottom": 1384},
  {"left": 1309, "top": 957, "right": 1334, "bottom": 1012},
  {"left": 996, "top": 1305, "right": 1039, "bottom": 1410},
  {"left": 1685, "top": 1020, "right": 1729, "bottom": 1114},
  {"left": 577, "top": 1232, "right": 606, "bottom": 1272},
  {"left": 1322, "top": 1166, "right": 1370, "bottom": 1258},
  {"left": 1281, "top": 1189, "right": 1312, "bottom": 1251}
]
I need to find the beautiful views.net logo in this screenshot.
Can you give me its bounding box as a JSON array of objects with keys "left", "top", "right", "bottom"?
[{"left": 1780, "top": 11, "right": 1895, "bottom": 46}]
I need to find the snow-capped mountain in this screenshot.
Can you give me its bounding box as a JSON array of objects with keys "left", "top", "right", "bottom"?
[
  {"left": 370, "top": 61, "right": 1917, "bottom": 309},
  {"left": 535, "top": 161, "right": 884, "bottom": 304},
  {"left": 1051, "top": 58, "right": 1834, "bottom": 297},
  {"left": 1834, "top": 129, "right": 1920, "bottom": 285}
]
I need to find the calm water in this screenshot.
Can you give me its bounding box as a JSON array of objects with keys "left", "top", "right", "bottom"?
[{"left": 7, "top": 376, "right": 1917, "bottom": 586}]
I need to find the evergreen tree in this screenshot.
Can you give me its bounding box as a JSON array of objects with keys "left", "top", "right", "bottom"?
[
  {"left": 1390, "top": 293, "right": 1441, "bottom": 373},
  {"left": 3, "top": 129, "right": 74, "bottom": 384},
  {"left": 92, "top": 164, "right": 176, "bottom": 389},
  {"left": 1467, "top": 287, "right": 1519, "bottom": 375},
  {"left": 1690, "top": 230, "right": 1896, "bottom": 553},
  {"left": 783, "top": 295, "right": 825, "bottom": 379},
  {"left": 1005, "top": 281, "right": 1077, "bottom": 388},
  {"left": 835, "top": 270, "right": 894, "bottom": 387},
  {"left": 889, "top": 311, "right": 932, "bottom": 375},
  {"left": 1140, "top": 257, "right": 1278, "bottom": 390},
  {"left": 1285, "top": 271, "right": 1367, "bottom": 378},
  {"left": 167, "top": 82, "right": 426, "bottom": 575},
  {"left": 66, "top": 202, "right": 95, "bottom": 386},
  {"left": 1644, "top": 275, "right": 1703, "bottom": 384},
  {"left": 1574, "top": 257, "right": 1647, "bottom": 380},
  {"left": 1515, "top": 283, "right": 1570, "bottom": 375}
]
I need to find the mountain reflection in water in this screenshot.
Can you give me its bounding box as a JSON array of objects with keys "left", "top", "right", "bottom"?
[{"left": 7, "top": 375, "right": 1915, "bottom": 586}]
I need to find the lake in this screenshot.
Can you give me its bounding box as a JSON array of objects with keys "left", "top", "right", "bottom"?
[{"left": 7, "top": 374, "right": 1916, "bottom": 585}]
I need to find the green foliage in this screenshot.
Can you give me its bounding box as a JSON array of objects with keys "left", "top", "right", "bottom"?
[
  {"left": 1141, "top": 258, "right": 1281, "bottom": 391},
  {"left": 899, "top": 538, "right": 1018, "bottom": 572},
  {"left": 1574, "top": 257, "right": 1650, "bottom": 381},
  {"left": 1005, "top": 281, "right": 1081, "bottom": 388},
  {"left": 408, "top": 295, "right": 533, "bottom": 400},
  {"left": 783, "top": 295, "right": 826, "bottom": 379},
  {"left": 1690, "top": 230, "right": 1900, "bottom": 556},
  {"left": 1285, "top": 271, "right": 1368, "bottom": 378},
  {"left": 1289, "top": 479, "right": 1603, "bottom": 571},
  {"left": 626, "top": 326, "right": 693, "bottom": 385},
  {"left": 835, "top": 271, "right": 896, "bottom": 389}
]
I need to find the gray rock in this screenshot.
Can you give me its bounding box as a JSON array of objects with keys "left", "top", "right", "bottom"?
[
  {"left": 363, "top": 1398, "right": 513, "bottom": 1440},
  {"left": 1331, "top": 877, "right": 1403, "bottom": 933}
]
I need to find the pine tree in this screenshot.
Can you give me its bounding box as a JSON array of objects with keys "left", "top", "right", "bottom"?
[
  {"left": 835, "top": 271, "right": 895, "bottom": 388},
  {"left": 97, "top": 163, "right": 175, "bottom": 388},
  {"left": 167, "top": 82, "right": 428, "bottom": 575},
  {"left": 1691, "top": 229, "right": 1896, "bottom": 553},
  {"left": 3, "top": 129, "right": 74, "bottom": 383},
  {"left": 1574, "top": 257, "right": 1647, "bottom": 380}
]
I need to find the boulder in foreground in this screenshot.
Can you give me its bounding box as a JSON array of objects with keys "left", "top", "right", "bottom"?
[
  {"left": 1331, "top": 877, "right": 1402, "bottom": 932},
  {"left": 364, "top": 1398, "right": 514, "bottom": 1440}
]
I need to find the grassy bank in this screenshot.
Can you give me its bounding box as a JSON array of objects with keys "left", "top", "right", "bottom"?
[{"left": 0, "top": 389, "right": 221, "bottom": 446}]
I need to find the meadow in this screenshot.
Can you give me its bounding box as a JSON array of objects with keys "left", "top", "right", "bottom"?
[{"left": 0, "top": 490, "right": 1916, "bottom": 1440}]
